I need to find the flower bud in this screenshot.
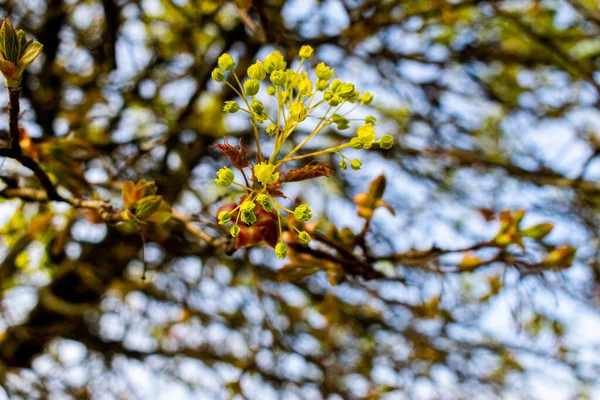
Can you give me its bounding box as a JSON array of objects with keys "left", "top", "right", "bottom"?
[
  {"left": 251, "top": 99, "right": 264, "bottom": 113},
  {"left": 299, "top": 45, "right": 314, "bottom": 60},
  {"left": 298, "top": 78, "right": 312, "bottom": 96},
  {"left": 270, "top": 70, "right": 286, "bottom": 86},
  {"left": 230, "top": 224, "right": 241, "bottom": 237},
  {"left": 247, "top": 60, "right": 266, "bottom": 80},
  {"left": 264, "top": 51, "right": 286, "bottom": 74},
  {"left": 293, "top": 204, "right": 312, "bottom": 222},
  {"left": 350, "top": 137, "right": 365, "bottom": 150},
  {"left": 316, "top": 79, "right": 329, "bottom": 91},
  {"left": 289, "top": 103, "right": 307, "bottom": 122},
  {"left": 218, "top": 211, "right": 232, "bottom": 225},
  {"left": 379, "top": 134, "right": 394, "bottom": 149},
  {"left": 223, "top": 101, "right": 240, "bottom": 113},
  {"left": 266, "top": 124, "right": 278, "bottom": 136},
  {"left": 365, "top": 116, "right": 377, "bottom": 125},
  {"left": 360, "top": 92, "right": 374, "bottom": 105},
  {"left": 350, "top": 159, "right": 362, "bottom": 171},
  {"left": 327, "top": 95, "right": 343, "bottom": 106},
  {"left": 298, "top": 231, "right": 312, "bottom": 244},
  {"left": 315, "top": 62, "right": 334, "bottom": 80},
  {"left": 332, "top": 114, "right": 349, "bottom": 130},
  {"left": 339, "top": 159, "right": 348, "bottom": 170},
  {"left": 357, "top": 124, "right": 376, "bottom": 148},
  {"left": 254, "top": 162, "right": 279, "bottom": 185},
  {"left": 347, "top": 90, "right": 360, "bottom": 103},
  {"left": 330, "top": 79, "right": 342, "bottom": 92},
  {"left": 339, "top": 83, "right": 355, "bottom": 97},
  {"left": 256, "top": 193, "right": 273, "bottom": 212},
  {"left": 240, "top": 200, "right": 256, "bottom": 213},
  {"left": 244, "top": 79, "right": 260, "bottom": 96},
  {"left": 218, "top": 53, "right": 235, "bottom": 71},
  {"left": 266, "top": 86, "right": 276, "bottom": 96},
  {"left": 275, "top": 242, "right": 288, "bottom": 259},
  {"left": 211, "top": 68, "right": 225, "bottom": 82},
  {"left": 241, "top": 210, "right": 257, "bottom": 226},
  {"left": 215, "top": 166, "right": 235, "bottom": 186}
]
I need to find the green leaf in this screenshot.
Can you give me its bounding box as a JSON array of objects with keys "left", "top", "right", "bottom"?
[{"left": 17, "top": 41, "right": 43, "bottom": 71}]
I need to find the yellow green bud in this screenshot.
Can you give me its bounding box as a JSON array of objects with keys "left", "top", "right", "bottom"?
[
  {"left": 289, "top": 103, "right": 307, "bottom": 122},
  {"left": 347, "top": 90, "right": 360, "bottom": 103},
  {"left": 251, "top": 99, "right": 264, "bottom": 113},
  {"left": 240, "top": 200, "right": 256, "bottom": 213},
  {"left": 315, "top": 62, "right": 334, "bottom": 80},
  {"left": 266, "top": 86, "right": 276, "bottom": 96},
  {"left": 357, "top": 124, "right": 376, "bottom": 148},
  {"left": 298, "top": 78, "right": 312, "bottom": 96},
  {"left": 298, "top": 231, "right": 312, "bottom": 244},
  {"left": 360, "top": 92, "right": 374, "bottom": 105},
  {"left": 241, "top": 210, "right": 257, "bottom": 226},
  {"left": 244, "top": 79, "right": 260, "bottom": 96},
  {"left": 215, "top": 166, "right": 235, "bottom": 186},
  {"left": 247, "top": 60, "right": 266, "bottom": 80},
  {"left": 332, "top": 114, "right": 349, "bottom": 130},
  {"left": 299, "top": 45, "right": 314, "bottom": 60},
  {"left": 379, "top": 134, "right": 394, "bottom": 149},
  {"left": 350, "top": 159, "right": 362, "bottom": 171},
  {"left": 365, "top": 116, "right": 377, "bottom": 125},
  {"left": 256, "top": 193, "right": 273, "bottom": 212},
  {"left": 330, "top": 79, "right": 342, "bottom": 92},
  {"left": 264, "top": 51, "right": 286, "bottom": 74},
  {"left": 316, "top": 79, "right": 329, "bottom": 91},
  {"left": 327, "top": 94, "right": 343, "bottom": 106},
  {"left": 211, "top": 68, "right": 225, "bottom": 82},
  {"left": 254, "top": 162, "right": 280, "bottom": 185},
  {"left": 339, "top": 159, "right": 348, "bottom": 170},
  {"left": 218, "top": 53, "right": 235, "bottom": 71},
  {"left": 223, "top": 101, "right": 240, "bottom": 113},
  {"left": 266, "top": 124, "right": 278, "bottom": 136},
  {"left": 293, "top": 204, "right": 312, "bottom": 222},
  {"left": 350, "top": 137, "right": 365, "bottom": 150},
  {"left": 230, "top": 224, "right": 241, "bottom": 237},
  {"left": 270, "top": 70, "right": 286, "bottom": 86},
  {"left": 339, "top": 83, "right": 355, "bottom": 97},
  {"left": 218, "top": 211, "right": 232, "bottom": 225},
  {"left": 275, "top": 242, "right": 288, "bottom": 259}
]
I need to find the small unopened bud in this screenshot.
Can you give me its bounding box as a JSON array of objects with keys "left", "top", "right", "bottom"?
[
  {"left": 379, "top": 134, "right": 394, "bottom": 149},
  {"left": 270, "top": 70, "right": 286, "bottom": 86},
  {"left": 350, "top": 159, "right": 362, "bottom": 171},
  {"left": 244, "top": 79, "right": 260, "bottom": 96},
  {"left": 360, "top": 92, "right": 374, "bottom": 105},
  {"left": 215, "top": 166, "right": 235, "bottom": 186},
  {"left": 223, "top": 101, "right": 240, "bottom": 113},
  {"left": 211, "top": 68, "right": 225, "bottom": 82},
  {"left": 230, "top": 224, "right": 241, "bottom": 237},
  {"left": 247, "top": 60, "right": 266, "bottom": 80},
  {"left": 293, "top": 204, "right": 312, "bottom": 222},
  {"left": 218, "top": 211, "right": 232, "bottom": 225},
  {"left": 218, "top": 53, "right": 235, "bottom": 71},
  {"left": 275, "top": 242, "right": 288, "bottom": 259},
  {"left": 299, "top": 45, "right": 314, "bottom": 60},
  {"left": 251, "top": 99, "right": 264, "bottom": 113},
  {"left": 298, "top": 231, "right": 312, "bottom": 244},
  {"left": 315, "top": 62, "right": 334, "bottom": 80}
]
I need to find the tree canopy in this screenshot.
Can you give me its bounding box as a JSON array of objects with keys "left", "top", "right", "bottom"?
[{"left": 0, "top": 0, "right": 600, "bottom": 399}]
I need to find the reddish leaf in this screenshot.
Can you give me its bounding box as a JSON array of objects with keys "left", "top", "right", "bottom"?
[
  {"left": 281, "top": 163, "right": 334, "bottom": 183},
  {"left": 212, "top": 138, "right": 250, "bottom": 170}
]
